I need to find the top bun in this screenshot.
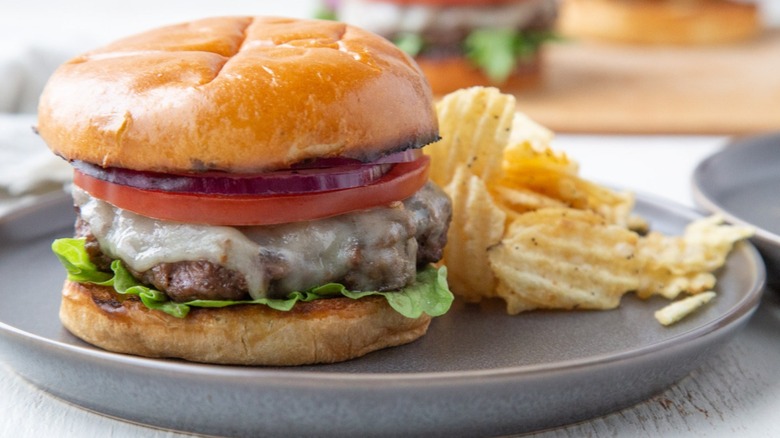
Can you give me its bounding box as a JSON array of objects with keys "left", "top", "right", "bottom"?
[{"left": 38, "top": 17, "right": 439, "bottom": 173}]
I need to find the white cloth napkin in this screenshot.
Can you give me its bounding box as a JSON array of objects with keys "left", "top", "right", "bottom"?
[
  {"left": 0, "top": 42, "right": 78, "bottom": 114},
  {"left": 0, "top": 39, "right": 82, "bottom": 217},
  {"left": 0, "top": 114, "right": 72, "bottom": 217}
]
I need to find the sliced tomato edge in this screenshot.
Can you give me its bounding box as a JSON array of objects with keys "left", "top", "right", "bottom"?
[{"left": 72, "top": 157, "right": 431, "bottom": 226}]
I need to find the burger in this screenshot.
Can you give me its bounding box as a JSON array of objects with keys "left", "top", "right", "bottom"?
[
  {"left": 318, "top": 0, "right": 558, "bottom": 94},
  {"left": 557, "top": 0, "right": 761, "bottom": 45},
  {"left": 38, "top": 16, "right": 454, "bottom": 366}
]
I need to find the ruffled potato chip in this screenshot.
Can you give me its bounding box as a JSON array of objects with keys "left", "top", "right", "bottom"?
[
  {"left": 655, "top": 292, "right": 717, "bottom": 326},
  {"left": 441, "top": 166, "right": 506, "bottom": 302},
  {"left": 492, "top": 185, "right": 570, "bottom": 213},
  {"left": 429, "top": 86, "right": 753, "bottom": 325},
  {"left": 636, "top": 215, "right": 754, "bottom": 299},
  {"left": 426, "top": 87, "right": 515, "bottom": 188},
  {"left": 489, "top": 208, "right": 640, "bottom": 314},
  {"left": 498, "top": 163, "right": 635, "bottom": 227}
]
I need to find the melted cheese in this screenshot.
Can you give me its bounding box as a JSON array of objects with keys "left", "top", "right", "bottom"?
[
  {"left": 73, "top": 186, "right": 429, "bottom": 300},
  {"left": 74, "top": 187, "right": 268, "bottom": 298}
]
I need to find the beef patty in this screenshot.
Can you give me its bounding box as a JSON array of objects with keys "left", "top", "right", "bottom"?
[{"left": 75, "top": 182, "right": 451, "bottom": 302}]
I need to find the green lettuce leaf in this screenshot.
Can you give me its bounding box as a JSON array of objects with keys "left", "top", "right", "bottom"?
[
  {"left": 393, "top": 32, "right": 425, "bottom": 57},
  {"left": 313, "top": 5, "right": 337, "bottom": 21},
  {"left": 386, "top": 28, "right": 556, "bottom": 84},
  {"left": 52, "top": 238, "right": 113, "bottom": 284},
  {"left": 464, "top": 28, "right": 557, "bottom": 83},
  {"left": 52, "top": 238, "right": 453, "bottom": 319}
]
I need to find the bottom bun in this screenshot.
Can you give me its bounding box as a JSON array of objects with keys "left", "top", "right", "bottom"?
[
  {"left": 557, "top": 0, "right": 760, "bottom": 45},
  {"left": 60, "top": 281, "right": 431, "bottom": 366},
  {"left": 416, "top": 53, "right": 542, "bottom": 95}
]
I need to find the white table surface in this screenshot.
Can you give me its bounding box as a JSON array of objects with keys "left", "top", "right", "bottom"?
[{"left": 2, "top": 1, "right": 779, "bottom": 437}]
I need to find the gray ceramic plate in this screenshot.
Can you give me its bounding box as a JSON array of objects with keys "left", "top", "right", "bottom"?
[
  {"left": 0, "top": 192, "right": 765, "bottom": 437},
  {"left": 692, "top": 133, "right": 780, "bottom": 285}
]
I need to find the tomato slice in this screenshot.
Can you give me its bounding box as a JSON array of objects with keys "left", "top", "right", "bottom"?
[{"left": 73, "top": 157, "right": 431, "bottom": 226}]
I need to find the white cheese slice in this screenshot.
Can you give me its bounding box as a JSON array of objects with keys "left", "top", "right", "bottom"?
[{"left": 73, "top": 187, "right": 268, "bottom": 298}]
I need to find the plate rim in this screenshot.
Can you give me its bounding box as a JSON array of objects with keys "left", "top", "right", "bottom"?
[
  {"left": 691, "top": 132, "right": 780, "bottom": 247},
  {"left": 0, "top": 190, "right": 767, "bottom": 385}
]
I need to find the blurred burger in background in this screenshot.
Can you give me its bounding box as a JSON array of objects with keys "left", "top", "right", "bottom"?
[
  {"left": 318, "top": 0, "right": 558, "bottom": 94},
  {"left": 557, "top": 0, "right": 761, "bottom": 45}
]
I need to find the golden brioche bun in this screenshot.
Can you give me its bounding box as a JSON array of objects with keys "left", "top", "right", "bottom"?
[
  {"left": 60, "top": 281, "right": 432, "bottom": 366},
  {"left": 37, "top": 16, "right": 438, "bottom": 173},
  {"left": 557, "top": 0, "right": 761, "bottom": 45},
  {"left": 416, "top": 54, "right": 542, "bottom": 95}
]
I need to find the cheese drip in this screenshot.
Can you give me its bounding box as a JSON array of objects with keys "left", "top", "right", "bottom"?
[{"left": 74, "top": 187, "right": 269, "bottom": 298}]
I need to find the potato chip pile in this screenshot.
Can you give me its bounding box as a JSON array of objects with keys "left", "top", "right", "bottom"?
[{"left": 426, "top": 87, "right": 754, "bottom": 325}]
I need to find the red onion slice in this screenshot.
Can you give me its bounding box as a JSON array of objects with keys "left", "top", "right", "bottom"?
[
  {"left": 290, "top": 149, "right": 422, "bottom": 169},
  {"left": 71, "top": 161, "right": 396, "bottom": 196}
]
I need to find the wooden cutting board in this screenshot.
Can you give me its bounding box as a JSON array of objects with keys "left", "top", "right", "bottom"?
[{"left": 515, "top": 29, "right": 780, "bottom": 135}]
